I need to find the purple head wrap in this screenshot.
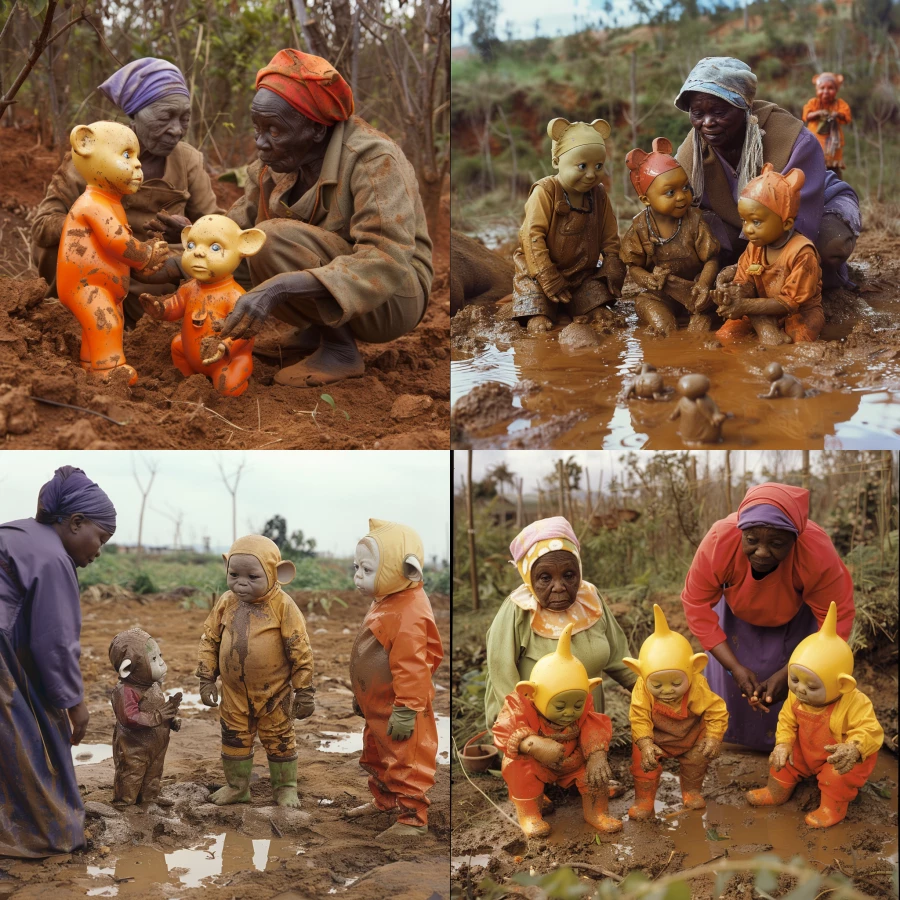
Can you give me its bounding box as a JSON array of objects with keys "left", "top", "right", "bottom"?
[
  {"left": 737, "top": 503, "right": 798, "bottom": 535},
  {"left": 98, "top": 58, "right": 190, "bottom": 118},
  {"left": 38, "top": 466, "right": 117, "bottom": 534}
]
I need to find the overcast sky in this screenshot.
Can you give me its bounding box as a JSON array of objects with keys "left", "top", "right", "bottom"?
[{"left": 0, "top": 452, "right": 450, "bottom": 560}]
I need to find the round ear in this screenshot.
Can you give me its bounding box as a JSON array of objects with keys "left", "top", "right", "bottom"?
[
  {"left": 402, "top": 554, "right": 424, "bottom": 583},
  {"left": 181, "top": 226, "right": 193, "bottom": 246},
  {"left": 276, "top": 559, "right": 296, "bottom": 585},
  {"left": 782, "top": 216, "right": 795, "bottom": 232},
  {"left": 118, "top": 658, "right": 132, "bottom": 679},
  {"left": 238, "top": 227, "right": 267, "bottom": 257},
  {"left": 690, "top": 652, "right": 708, "bottom": 674},
  {"left": 784, "top": 167, "right": 805, "bottom": 194},
  {"left": 760, "top": 162, "right": 775, "bottom": 176},
  {"left": 625, "top": 148, "right": 648, "bottom": 171},
  {"left": 622, "top": 657, "right": 642, "bottom": 678},
  {"left": 587, "top": 676, "right": 603, "bottom": 691},
  {"left": 837, "top": 673, "right": 857, "bottom": 695},
  {"left": 222, "top": 553, "right": 228, "bottom": 564},
  {"left": 590, "top": 119, "right": 611, "bottom": 139},
  {"left": 835, "top": 74, "right": 844, "bottom": 87},
  {"left": 70, "top": 124, "right": 96, "bottom": 157},
  {"left": 812, "top": 74, "right": 821, "bottom": 85},
  {"left": 547, "top": 117, "right": 571, "bottom": 141},
  {"left": 515, "top": 681, "right": 537, "bottom": 700},
  {"left": 651, "top": 136, "right": 673, "bottom": 155}
]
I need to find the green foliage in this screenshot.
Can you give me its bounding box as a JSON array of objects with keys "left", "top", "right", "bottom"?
[
  {"left": 129, "top": 570, "right": 158, "bottom": 595},
  {"left": 424, "top": 566, "right": 451, "bottom": 595},
  {"left": 511, "top": 867, "right": 591, "bottom": 898},
  {"left": 262, "top": 515, "right": 317, "bottom": 559},
  {"left": 292, "top": 556, "right": 353, "bottom": 591},
  {"left": 307, "top": 594, "right": 349, "bottom": 617}
]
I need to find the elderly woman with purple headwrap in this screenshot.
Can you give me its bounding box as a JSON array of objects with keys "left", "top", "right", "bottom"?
[
  {"left": 31, "top": 57, "right": 222, "bottom": 325},
  {"left": 484, "top": 517, "right": 637, "bottom": 733},
  {"left": 673, "top": 57, "right": 861, "bottom": 290},
  {"left": 0, "top": 466, "right": 116, "bottom": 857}
]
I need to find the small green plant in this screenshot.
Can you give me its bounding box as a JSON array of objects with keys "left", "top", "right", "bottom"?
[
  {"left": 310, "top": 595, "right": 349, "bottom": 616},
  {"left": 295, "top": 394, "right": 350, "bottom": 431},
  {"left": 320, "top": 393, "right": 350, "bottom": 420}
]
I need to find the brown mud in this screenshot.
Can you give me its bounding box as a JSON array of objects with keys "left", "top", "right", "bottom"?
[
  {"left": 0, "top": 588, "right": 450, "bottom": 898},
  {"left": 451, "top": 230, "right": 900, "bottom": 449},
  {"left": 0, "top": 126, "right": 449, "bottom": 450}
]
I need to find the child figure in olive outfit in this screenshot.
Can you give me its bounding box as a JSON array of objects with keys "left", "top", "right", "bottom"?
[{"left": 197, "top": 535, "right": 314, "bottom": 807}]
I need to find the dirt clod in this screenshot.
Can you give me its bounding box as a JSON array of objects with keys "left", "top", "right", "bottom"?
[
  {"left": 390, "top": 394, "right": 435, "bottom": 420},
  {"left": 558, "top": 322, "right": 601, "bottom": 349},
  {"left": 451, "top": 381, "right": 519, "bottom": 432},
  {"left": 0, "top": 383, "right": 36, "bottom": 435}
]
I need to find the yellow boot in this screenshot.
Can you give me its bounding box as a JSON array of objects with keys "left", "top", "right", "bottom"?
[{"left": 581, "top": 790, "right": 623, "bottom": 833}]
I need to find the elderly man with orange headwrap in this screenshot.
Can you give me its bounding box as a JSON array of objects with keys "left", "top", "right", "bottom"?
[{"left": 216, "top": 49, "right": 433, "bottom": 387}]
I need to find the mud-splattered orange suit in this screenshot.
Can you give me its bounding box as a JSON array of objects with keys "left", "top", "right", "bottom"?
[
  {"left": 197, "top": 536, "right": 313, "bottom": 761},
  {"left": 152, "top": 276, "right": 254, "bottom": 397},
  {"left": 350, "top": 522, "right": 443, "bottom": 828},
  {"left": 57, "top": 186, "right": 159, "bottom": 377}
]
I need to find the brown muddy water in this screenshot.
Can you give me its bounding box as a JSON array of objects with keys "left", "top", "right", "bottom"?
[{"left": 451, "top": 232, "right": 900, "bottom": 449}]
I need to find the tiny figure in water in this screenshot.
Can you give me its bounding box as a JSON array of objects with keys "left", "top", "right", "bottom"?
[
  {"left": 140, "top": 215, "right": 266, "bottom": 397},
  {"left": 669, "top": 374, "right": 727, "bottom": 445},
  {"left": 108, "top": 628, "right": 182, "bottom": 807},
  {"left": 802, "top": 74, "right": 851, "bottom": 177},
  {"left": 746, "top": 602, "right": 883, "bottom": 828},
  {"left": 197, "top": 535, "right": 314, "bottom": 807},
  {"left": 493, "top": 622, "right": 621, "bottom": 838},
  {"left": 511, "top": 118, "right": 625, "bottom": 334},
  {"left": 619, "top": 363, "right": 673, "bottom": 403},
  {"left": 715, "top": 164, "right": 823, "bottom": 345},
  {"left": 758, "top": 362, "right": 805, "bottom": 399},
  {"left": 623, "top": 605, "right": 728, "bottom": 819},
  {"left": 348, "top": 519, "right": 443, "bottom": 839},
  {"left": 621, "top": 137, "right": 720, "bottom": 335},
  {"left": 57, "top": 121, "right": 169, "bottom": 384}
]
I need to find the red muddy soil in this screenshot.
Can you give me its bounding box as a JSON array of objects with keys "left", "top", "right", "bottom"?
[{"left": 0, "top": 125, "right": 449, "bottom": 450}]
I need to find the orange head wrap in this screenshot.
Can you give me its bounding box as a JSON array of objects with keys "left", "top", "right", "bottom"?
[
  {"left": 625, "top": 137, "right": 684, "bottom": 196},
  {"left": 256, "top": 49, "right": 354, "bottom": 125},
  {"left": 740, "top": 162, "right": 804, "bottom": 223}
]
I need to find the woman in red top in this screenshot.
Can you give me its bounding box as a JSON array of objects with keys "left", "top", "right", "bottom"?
[{"left": 681, "top": 483, "right": 854, "bottom": 751}]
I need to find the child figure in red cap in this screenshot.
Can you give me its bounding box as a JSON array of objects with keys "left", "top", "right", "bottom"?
[
  {"left": 802, "top": 74, "right": 851, "bottom": 177},
  {"left": 715, "top": 163, "right": 823, "bottom": 345},
  {"left": 620, "top": 137, "right": 720, "bottom": 336}
]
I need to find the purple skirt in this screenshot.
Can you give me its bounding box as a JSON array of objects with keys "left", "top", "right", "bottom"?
[{"left": 705, "top": 596, "right": 818, "bottom": 752}]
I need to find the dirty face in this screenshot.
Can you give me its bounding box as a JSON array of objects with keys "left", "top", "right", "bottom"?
[
  {"left": 555, "top": 143, "right": 606, "bottom": 196},
  {"left": 57, "top": 514, "right": 112, "bottom": 567},
  {"left": 789, "top": 663, "right": 828, "bottom": 705},
  {"left": 738, "top": 197, "right": 791, "bottom": 246},
  {"left": 816, "top": 78, "right": 837, "bottom": 105},
  {"left": 645, "top": 668, "right": 690, "bottom": 703},
  {"left": 131, "top": 94, "right": 191, "bottom": 158},
  {"left": 354, "top": 539, "right": 379, "bottom": 600},
  {"left": 642, "top": 167, "right": 692, "bottom": 219},
  {"left": 250, "top": 88, "right": 328, "bottom": 174},
  {"left": 227, "top": 553, "right": 270, "bottom": 601},
  {"left": 182, "top": 216, "right": 244, "bottom": 282},
  {"left": 818, "top": 231, "right": 854, "bottom": 270},
  {"left": 146, "top": 638, "right": 167, "bottom": 682},
  {"left": 741, "top": 526, "right": 796, "bottom": 574},
  {"left": 71, "top": 121, "right": 144, "bottom": 195},
  {"left": 686, "top": 92, "right": 746, "bottom": 153},
  {"left": 530, "top": 549, "right": 580, "bottom": 611},
  {"left": 543, "top": 688, "right": 587, "bottom": 725}
]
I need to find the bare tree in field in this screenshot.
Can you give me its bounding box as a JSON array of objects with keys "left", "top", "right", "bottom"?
[
  {"left": 217, "top": 456, "right": 247, "bottom": 544},
  {"left": 132, "top": 456, "right": 159, "bottom": 559},
  {"left": 153, "top": 505, "right": 185, "bottom": 550}
]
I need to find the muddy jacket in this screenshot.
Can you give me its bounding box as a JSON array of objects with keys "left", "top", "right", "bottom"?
[
  {"left": 31, "top": 142, "right": 222, "bottom": 250},
  {"left": 196, "top": 588, "right": 313, "bottom": 720},
  {"left": 228, "top": 116, "right": 433, "bottom": 325}
]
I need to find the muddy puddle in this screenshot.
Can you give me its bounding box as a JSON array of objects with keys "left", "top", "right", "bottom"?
[
  {"left": 73, "top": 744, "right": 114, "bottom": 766},
  {"left": 451, "top": 231, "right": 900, "bottom": 448},
  {"left": 319, "top": 715, "right": 451, "bottom": 765}
]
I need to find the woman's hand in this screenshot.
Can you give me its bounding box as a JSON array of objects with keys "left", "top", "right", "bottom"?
[
  {"left": 751, "top": 666, "right": 789, "bottom": 713},
  {"left": 768, "top": 742, "right": 793, "bottom": 771},
  {"left": 825, "top": 742, "right": 861, "bottom": 775},
  {"left": 586, "top": 749, "right": 612, "bottom": 789},
  {"left": 636, "top": 737, "right": 664, "bottom": 772},
  {"left": 729, "top": 662, "right": 766, "bottom": 709},
  {"left": 67, "top": 700, "right": 90, "bottom": 745},
  {"left": 146, "top": 211, "right": 192, "bottom": 244},
  {"left": 520, "top": 735, "right": 565, "bottom": 767}
]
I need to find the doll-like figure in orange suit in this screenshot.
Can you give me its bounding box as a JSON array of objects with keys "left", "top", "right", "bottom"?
[
  {"left": 57, "top": 121, "right": 169, "bottom": 385},
  {"left": 493, "top": 622, "right": 622, "bottom": 838},
  {"left": 747, "top": 601, "right": 883, "bottom": 827},
  {"left": 140, "top": 215, "right": 266, "bottom": 397}
]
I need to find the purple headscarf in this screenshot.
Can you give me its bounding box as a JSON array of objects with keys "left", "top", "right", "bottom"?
[
  {"left": 737, "top": 503, "right": 798, "bottom": 535},
  {"left": 37, "top": 466, "right": 117, "bottom": 534},
  {"left": 99, "top": 58, "right": 190, "bottom": 118}
]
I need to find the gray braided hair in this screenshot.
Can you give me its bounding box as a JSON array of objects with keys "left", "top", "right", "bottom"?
[{"left": 690, "top": 109, "right": 765, "bottom": 204}]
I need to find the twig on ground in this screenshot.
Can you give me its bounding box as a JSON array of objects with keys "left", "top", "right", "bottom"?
[
  {"left": 451, "top": 735, "right": 520, "bottom": 831},
  {"left": 32, "top": 395, "right": 127, "bottom": 425},
  {"left": 564, "top": 861, "right": 623, "bottom": 882},
  {"left": 165, "top": 398, "right": 276, "bottom": 434},
  {"left": 256, "top": 438, "right": 283, "bottom": 449},
  {"left": 652, "top": 850, "right": 676, "bottom": 880}
]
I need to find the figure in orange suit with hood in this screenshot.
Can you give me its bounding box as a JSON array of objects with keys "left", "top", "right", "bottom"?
[{"left": 347, "top": 519, "right": 443, "bottom": 839}]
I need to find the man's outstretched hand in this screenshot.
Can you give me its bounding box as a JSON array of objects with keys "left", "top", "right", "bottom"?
[{"left": 147, "top": 211, "right": 192, "bottom": 244}]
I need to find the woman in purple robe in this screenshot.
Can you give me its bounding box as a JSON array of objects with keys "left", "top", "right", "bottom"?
[{"left": 0, "top": 467, "right": 116, "bottom": 857}]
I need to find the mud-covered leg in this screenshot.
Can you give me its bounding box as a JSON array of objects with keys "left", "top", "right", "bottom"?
[
  {"left": 210, "top": 353, "right": 253, "bottom": 398},
  {"left": 213, "top": 712, "right": 254, "bottom": 805},
  {"left": 170, "top": 334, "right": 194, "bottom": 377},
  {"left": 749, "top": 315, "right": 792, "bottom": 345},
  {"left": 64, "top": 284, "right": 136, "bottom": 383},
  {"left": 260, "top": 700, "right": 300, "bottom": 807},
  {"left": 687, "top": 313, "right": 714, "bottom": 332},
  {"left": 349, "top": 724, "right": 398, "bottom": 817},
  {"left": 136, "top": 737, "right": 169, "bottom": 804},
  {"left": 677, "top": 744, "right": 711, "bottom": 810},
  {"left": 635, "top": 294, "right": 677, "bottom": 336}
]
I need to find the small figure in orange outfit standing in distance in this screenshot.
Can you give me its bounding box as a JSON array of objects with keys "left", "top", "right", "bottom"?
[
  {"left": 57, "top": 121, "right": 169, "bottom": 384},
  {"left": 802, "top": 74, "right": 851, "bottom": 177},
  {"left": 140, "top": 215, "right": 266, "bottom": 397}
]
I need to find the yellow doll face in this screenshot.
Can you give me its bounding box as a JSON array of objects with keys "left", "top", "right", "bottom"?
[
  {"left": 227, "top": 553, "right": 269, "bottom": 601},
  {"left": 70, "top": 122, "right": 144, "bottom": 196},
  {"left": 181, "top": 215, "right": 266, "bottom": 282},
  {"left": 543, "top": 688, "right": 587, "bottom": 725},
  {"left": 645, "top": 669, "right": 690, "bottom": 703},
  {"left": 789, "top": 664, "right": 831, "bottom": 705},
  {"left": 737, "top": 197, "right": 793, "bottom": 247},
  {"left": 556, "top": 143, "right": 606, "bottom": 196},
  {"left": 641, "top": 167, "right": 693, "bottom": 219}
]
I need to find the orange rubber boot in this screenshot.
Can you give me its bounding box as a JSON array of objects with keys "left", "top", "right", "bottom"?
[
  {"left": 679, "top": 754, "right": 709, "bottom": 810},
  {"left": 627, "top": 770, "right": 661, "bottom": 820},
  {"left": 581, "top": 790, "right": 623, "bottom": 833},
  {"left": 746, "top": 774, "right": 796, "bottom": 807},
  {"left": 539, "top": 794, "right": 554, "bottom": 815},
  {"left": 510, "top": 795, "right": 551, "bottom": 838},
  {"left": 805, "top": 795, "right": 849, "bottom": 828}
]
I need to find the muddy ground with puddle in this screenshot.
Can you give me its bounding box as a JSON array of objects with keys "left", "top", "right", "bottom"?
[
  {"left": 0, "top": 589, "right": 450, "bottom": 899},
  {"left": 450, "top": 230, "right": 900, "bottom": 449}
]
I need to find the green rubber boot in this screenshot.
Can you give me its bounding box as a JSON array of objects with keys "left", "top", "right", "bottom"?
[
  {"left": 210, "top": 757, "right": 253, "bottom": 805},
  {"left": 269, "top": 758, "right": 300, "bottom": 808}
]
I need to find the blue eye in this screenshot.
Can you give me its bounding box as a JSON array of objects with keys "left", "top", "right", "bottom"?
[
  {"left": 211, "top": 243, "right": 222, "bottom": 252},
  {"left": 123, "top": 150, "right": 130, "bottom": 159},
  {"left": 187, "top": 241, "right": 195, "bottom": 249}
]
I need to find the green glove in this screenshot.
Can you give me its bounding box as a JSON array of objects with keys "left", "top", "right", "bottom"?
[
  {"left": 386, "top": 705, "right": 417, "bottom": 741},
  {"left": 292, "top": 685, "right": 316, "bottom": 720}
]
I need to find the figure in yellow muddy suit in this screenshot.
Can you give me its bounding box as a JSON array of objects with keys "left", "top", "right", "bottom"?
[
  {"left": 108, "top": 628, "right": 182, "bottom": 806},
  {"left": 623, "top": 604, "right": 728, "bottom": 819},
  {"left": 348, "top": 520, "right": 444, "bottom": 839},
  {"left": 197, "top": 535, "right": 314, "bottom": 807}
]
